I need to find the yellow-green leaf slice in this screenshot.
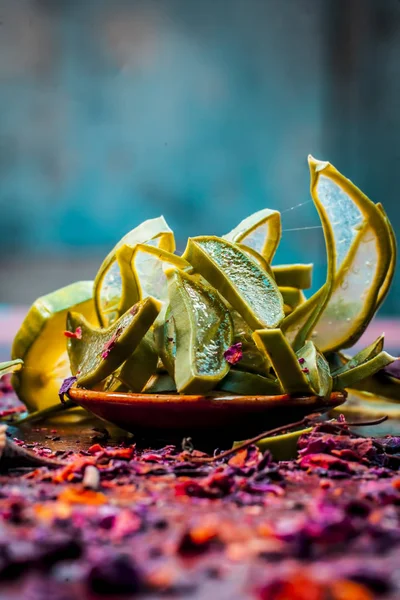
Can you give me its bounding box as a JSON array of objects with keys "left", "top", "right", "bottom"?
[
  {"left": 308, "top": 158, "right": 391, "bottom": 352},
  {"left": 333, "top": 350, "right": 395, "bottom": 391},
  {"left": 183, "top": 236, "right": 284, "bottom": 331},
  {"left": 252, "top": 329, "right": 312, "bottom": 395},
  {"left": 217, "top": 370, "right": 280, "bottom": 395},
  {"left": 351, "top": 371, "right": 400, "bottom": 403},
  {"left": 93, "top": 216, "right": 174, "bottom": 326},
  {"left": 297, "top": 340, "right": 333, "bottom": 399},
  {"left": 144, "top": 373, "right": 176, "bottom": 393},
  {"left": 118, "top": 243, "right": 190, "bottom": 311},
  {"left": 224, "top": 209, "right": 281, "bottom": 263},
  {"left": 116, "top": 332, "right": 159, "bottom": 393},
  {"left": 153, "top": 304, "right": 176, "bottom": 377},
  {"left": 280, "top": 157, "right": 337, "bottom": 350},
  {"left": 229, "top": 310, "right": 270, "bottom": 376},
  {"left": 0, "top": 359, "right": 23, "bottom": 378},
  {"left": 11, "top": 281, "right": 97, "bottom": 412},
  {"left": 375, "top": 203, "right": 397, "bottom": 311},
  {"left": 279, "top": 287, "right": 306, "bottom": 310},
  {"left": 234, "top": 427, "right": 313, "bottom": 461},
  {"left": 272, "top": 264, "right": 313, "bottom": 290},
  {"left": 67, "top": 297, "right": 161, "bottom": 388},
  {"left": 253, "top": 329, "right": 332, "bottom": 398},
  {"left": 331, "top": 335, "right": 384, "bottom": 377},
  {"left": 166, "top": 268, "right": 234, "bottom": 394}
]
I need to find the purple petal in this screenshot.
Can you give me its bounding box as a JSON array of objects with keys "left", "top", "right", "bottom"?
[
  {"left": 58, "top": 376, "right": 77, "bottom": 402},
  {"left": 224, "top": 343, "right": 243, "bottom": 365}
]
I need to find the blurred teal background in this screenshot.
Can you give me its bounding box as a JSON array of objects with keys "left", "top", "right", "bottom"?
[{"left": 0, "top": 0, "right": 399, "bottom": 312}]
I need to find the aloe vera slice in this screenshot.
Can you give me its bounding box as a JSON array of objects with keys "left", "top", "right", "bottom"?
[
  {"left": 333, "top": 351, "right": 395, "bottom": 391},
  {"left": 183, "top": 236, "right": 284, "bottom": 331},
  {"left": 272, "top": 264, "right": 313, "bottom": 290},
  {"left": 351, "top": 372, "right": 400, "bottom": 403},
  {"left": 67, "top": 297, "right": 161, "bottom": 387},
  {"left": 166, "top": 268, "right": 234, "bottom": 394},
  {"left": 280, "top": 157, "right": 337, "bottom": 350},
  {"left": 252, "top": 329, "right": 312, "bottom": 395},
  {"left": 117, "top": 243, "right": 189, "bottom": 314},
  {"left": 11, "top": 281, "right": 97, "bottom": 412},
  {"left": 237, "top": 244, "right": 274, "bottom": 276},
  {"left": 94, "top": 216, "right": 175, "bottom": 326},
  {"left": 144, "top": 373, "right": 176, "bottom": 393},
  {"left": 224, "top": 209, "right": 281, "bottom": 264},
  {"left": 307, "top": 159, "right": 391, "bottom": 352},
  {"left": 332, "top": 335, "right": 384, "bottom": 377},
  {"left": 153, "top": 305, "right": 176, "bottom": 377},
  {"left": 217, "top": 370, "right": 281, "bottom": 395},
  {"left": 253, "top": 330, "right": 332, "bottom": 398},
  {"left": 235, "top": 427, "right": 313, "bottom": 460},
  {"left": 117, "top": 332, "right": 159, "bottom": 392},
  {"left": 0, "top": 359, "right": 23, "bottom": 378},
  {"left": 279, "top": 287, "right": 305, "bottom": 310},
  {"left": 297, "top": 340, "right": 333, "bottom": 399},
  {"left": 229, "top": 310, "right": 270, "bottom": 375},
  {"left": 375, "top": 203, "right": 397, "bottom": 310}
]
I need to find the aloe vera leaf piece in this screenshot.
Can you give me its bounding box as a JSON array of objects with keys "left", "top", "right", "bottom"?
[
  {"left": 281, "top": 157, "right": 337, "bottom": 351},
  {"left": 130, "top": 244, "right": 190, "bottom": 306},
  {"left": 375, "top": 203, "right": 397, "bottom": 310},
  {"left": 223, "top": 209, "right": 281, "bottom": 264},
  {"left": 144, "top": 373, "right": 177, "bottom": 393},
  {"left": 117, "top": 332, "right": 159, "bottom": 393},
  {"left": 116, "top": 243, "right": 189, "bottom": 315},
  {"left": 183, "top": 236, "right": 284, "bottom": 331},
  {"left": 272, "top": 264, "right": 313, "bottom": 290},
  {"left": 351, "top": 372, "right": 400, "bottom": 403},
  {"left": 229, "top": 310, "right": 270, "bottom": 376},
  {"left": 252, "top": 329, "right": 312, "bottom": 395},
  {"left": 115, "top": 245, "right": 142, "bottom": 317},
  {"left": 94, "top": 216, "right": 175, "bottom": 326},
  {"left": 297, "top": 340, "right": 333, "bottom": 399},
  {"left": 153, "top": 304, "right": 176, "bottom": 377},
  {"left": 67, "top": 297, "right": 161, "bottom": 387},
  {"left": 166, "top": 268, "right": 234, "bottom": 394},
  {"left": 234, "top": 427, "right": 313, "bottom": 460},
  {"left": 279, "top": 287, "right": 305, "bottom": 310},
  {"left": 216, "top": 369, "right": 281, "bottom": 395},
  {"left": 0, "top": 359, "right": 23, "bottom": 378},
  {"left": 236, "top": 244, "right": 275, "bottom": 279},
  {"left": 307, "top": 159, "right": 391, "bottom": 352},
  {"left": 332, "top": 335, "right": 385, "bottom": 377},
  {"left": 333, "top": 351, "right": 396, "bottom": 391}
]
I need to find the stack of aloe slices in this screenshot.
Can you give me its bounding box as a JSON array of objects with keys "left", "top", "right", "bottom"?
[{"left": 7, "top": 156, "right": 400, "bottom": 421}]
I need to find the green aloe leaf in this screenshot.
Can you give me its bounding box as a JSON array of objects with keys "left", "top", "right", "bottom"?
[
  {"left": 252, "top": 329, "right": 312, "bottom": 395},
  {"left": 67, "top": 297, "right": 161, "bottom": 387},
  {"left": 0, "top": 359, "right": 23, "bottom": 378},
  {"left": 117, "top": 332, "right": 159, "bottom": 393},
  {"left": 183, "top": 236, "right": 284, "bottom": 330},
  {"left": 272, "top": 264, "right": 313, "bottom": 289},
  {"left": 234, "top": 426, "right": 313, "bottom": 461},
  {"left": 223, "top": 208, "right": 281, "bottom": 264},
  {"left": 307, "top": 159, "right": 391, "bottom": 353},
  {"left": 217, "top": 369, "right": 281, "bottom": 395},
  {"left": 166, "top": 268, "right": 234, "bottom": 394},
  {"left": 333, "top": 351, "right": 396, "bottom": 391}
]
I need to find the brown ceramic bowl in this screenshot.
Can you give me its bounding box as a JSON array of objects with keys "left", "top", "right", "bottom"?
[{"left": 68, "top": 386, "right": 346, "bottom": 446}]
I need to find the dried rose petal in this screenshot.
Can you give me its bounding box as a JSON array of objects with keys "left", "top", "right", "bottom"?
[
  {"left": 224, "top": 342, "right": 243, "bottom": 365},
  {"left": 63, "top": 327, "right": 82, "bottom": 340},
  {"left": 58, "top": 376, "right": 77, "bottom": 402}
]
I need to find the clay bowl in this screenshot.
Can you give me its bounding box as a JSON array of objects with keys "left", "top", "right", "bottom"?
[{"left": 69, "top": 387, "right": 346, "bottom": 448}]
